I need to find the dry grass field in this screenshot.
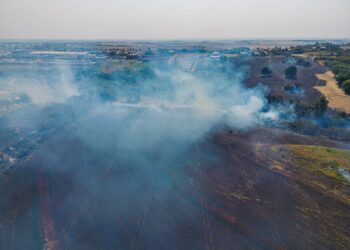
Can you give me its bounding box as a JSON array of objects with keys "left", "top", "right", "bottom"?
[
  {"left": 314, "top": 71, "right": 350, "bottom": 113},
  {"left": 293, "top": 52, "right": 334, "bottom": 59}
]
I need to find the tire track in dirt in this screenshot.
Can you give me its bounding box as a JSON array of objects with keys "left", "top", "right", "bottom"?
[
  {"left": 130, "top": 184, "right": 153, "bottom": 250},
  {"left": 232, "top": 147, "right": 286, "bottom": 249},
  {"left": 38, "top": 170, "right": 60, "bottom": 250},
  {"left": 195, "top": 143, "right": 215, "bottom": 250}
]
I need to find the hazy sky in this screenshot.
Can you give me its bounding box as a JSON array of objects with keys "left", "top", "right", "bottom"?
[{"left": 0, "top": 0, "right": 349, "bottom": 40}]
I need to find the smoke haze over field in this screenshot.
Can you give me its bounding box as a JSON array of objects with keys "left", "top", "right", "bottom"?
[
  {"left": 1, "top": 57, "right": 278, "bottom": 144},
  {"left": 0, "top": 52, "right": 283, "bottom": 174},
  {"left": 0, "top": 51, "right": 285, "bottom": 248},
  {"left": 0, "top": 67, "right": 79, "bottom": 104},
  {"left": 1, "top": 38, "right": 350, "bottom": 249},
  {"left": 0, "top": 54, "right": 285, "bottom": 178},
  {"left": 0, "top": 0, "right": 349, "bottom": 39}
]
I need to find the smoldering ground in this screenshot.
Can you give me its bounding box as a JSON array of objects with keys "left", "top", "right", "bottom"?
[{"left": 0, "top": 57, "right": 282, "bottom": 249}]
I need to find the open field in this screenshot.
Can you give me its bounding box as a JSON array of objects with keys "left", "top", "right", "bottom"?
[
  {"left": 1, "top": 127, "right": 349, "bottom": 249},
  {"left": 240, "top": 56, "right": 325, "bottom": 104},
  {"left": 0, "top": 41, "right": 350, "bottom": 250},
  {"left": 293, "top": 52, "right": 335, "bottom": 59},
  {"left": 314, "top": 71, "right": 350, "bottom": 113}
]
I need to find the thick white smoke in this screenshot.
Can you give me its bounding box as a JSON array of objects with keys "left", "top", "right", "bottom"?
[
  {"left": 63, "top": 60, "right": 280, "bottom": 168},
  {"left": 0, "top": 58, "right": 280, "bottom": 170},
  {"left": 0, "top": 67, "right": 79, "bottom": 105},
  {"left": 0, "top": 54, "right": 284, "bottom": 249}
]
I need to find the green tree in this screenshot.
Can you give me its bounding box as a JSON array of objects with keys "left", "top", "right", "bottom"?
[
  {"left": 285, "top": 66, "right": 297, "bottom": 79},
  {"left": 342, "top": 79, "right": 350, "bottom": 95},
  {"left": 336, "top": 74, "right": 349, "bottom": 86}
]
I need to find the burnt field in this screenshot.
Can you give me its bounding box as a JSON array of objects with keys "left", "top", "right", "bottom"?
[
  {"left": 239, "top": 56, "right": 327, "bottom": 104},
  {"left": 1, "top": 127, "right": 349, "bottom": 249},
  {"left": 0, "top": 41, "right": 350, "bottom": 250}
]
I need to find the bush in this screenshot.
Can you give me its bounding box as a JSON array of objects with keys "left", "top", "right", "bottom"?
[
  {"left": 261, "top": 67, "right": 272, "bottom": 75},
  {"left": 285, "top": 66, "right": 297, "bottom": 79},
  {"left": 294, "top": 95, "right": 328, "bottom": 117},
  {"left": 284, "top": 84, "right": 294, "bottom": 92},
  {"left": 289, "top": 119, "right": 320, "bottom": 136},
  {"left": 342, "top": 80, "right": 350, "bottom": 95},
  {"left": 335, "top": 73, "right": 350, "bottom": 86},
  {"left": 297, "top": 58, "right": 311, "bottom": 67},
  {"left": 326, "top": 53, "right": 350, "bottom": 87},
  {"left": 312, "top": 95, "right": 329, "bottom": 115}
]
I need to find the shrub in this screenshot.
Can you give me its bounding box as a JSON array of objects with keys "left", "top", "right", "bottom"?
[
  {"left": 312, "top": 95, "right": 329, "bottom": 116},
  {"left": 335, "top": 74, "right": 350, "bottom": 86},
  {"left": 285, "top": 66, "right": 297, "bottom": 79},
  {"left": 261, "top": 67, "right": 272, "bottom": 77},
  {"left": 289, "top": 119, "right": 320, "bottom": 135},
  {"left": 342, "top": 80, "right": 350, "bottom": 95},
  {"left": 294, "top": 95, "right": 328, "bottom": 117}
]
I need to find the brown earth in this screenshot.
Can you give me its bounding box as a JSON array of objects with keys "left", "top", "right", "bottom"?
[{"left": 0, "top": 127, "right": 349, "bottom": 249}]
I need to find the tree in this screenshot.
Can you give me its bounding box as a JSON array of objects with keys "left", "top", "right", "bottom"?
[
  {"left": 289, "top": 119, "right": 320, "bottom": 136},
  {"left": 313, "top": 95, "right": 329, "bottom": 115},
  {"left": 342, "top": 80, "right": 350, "bottom": 95},
  {"left": 294, "top": 95, "right": 329, "bottom": 117},
  {"left": 336, "top": 73, "right": 350, "bottom": 86},
  {"left": 319, "top": 95, "right": 329, "bottom": 113},
  {"left": 285, "top": 66, "right": 297, "bottom": 79},
  {"left": 261, "top": 67, "right": 272, "bottom": 77}
]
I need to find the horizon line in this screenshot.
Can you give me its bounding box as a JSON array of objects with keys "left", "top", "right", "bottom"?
[{"left": 1, "top": 38, "right": 350, "bottom": 42}]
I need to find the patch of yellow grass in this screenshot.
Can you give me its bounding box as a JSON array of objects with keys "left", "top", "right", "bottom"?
[
  {"left": 257, "top": 144, "right": 350, "bottom": 205},
  {"left": 293, "top": 52, "right": 333, "bottom": 59},
  {"left": 314, "top": 71, "right": 350, "bottom": 113},
  {"left": 292, "top": 53, "right": 309, "bottom": 58},
  {"left": 283, "top": 144, "right": 350, "bottom": 182}
]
